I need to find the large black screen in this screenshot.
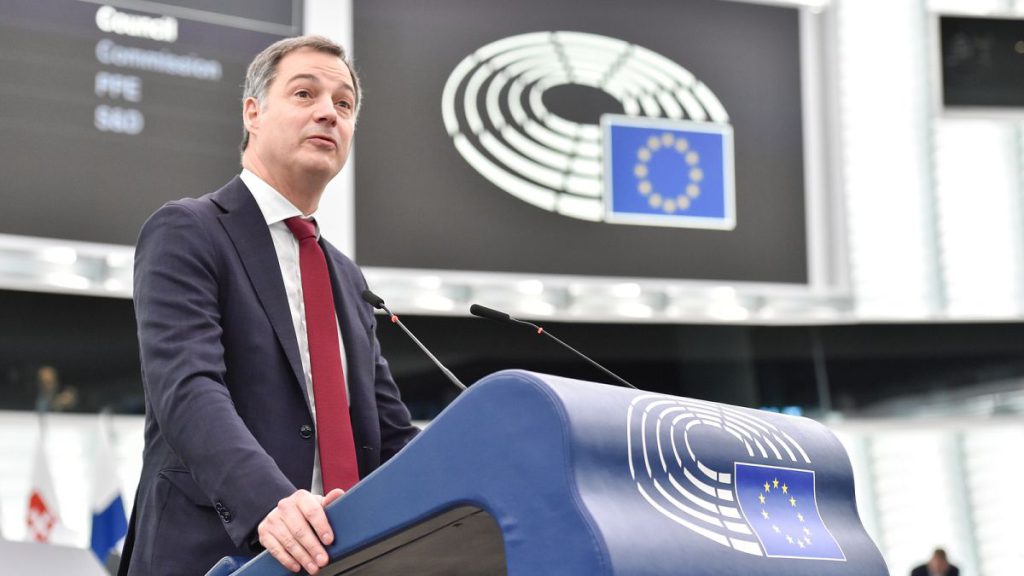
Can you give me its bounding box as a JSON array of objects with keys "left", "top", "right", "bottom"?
[
  {"left": 354, "top": 0, "right": 809, "bottom": 284},
  {"left": 0, "top": 0, "right": 299, "bottom": 245}
]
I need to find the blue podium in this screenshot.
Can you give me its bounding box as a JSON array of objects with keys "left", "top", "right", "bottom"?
[{"left": 210, "top": 370, "right": 888, "bottom": 575}]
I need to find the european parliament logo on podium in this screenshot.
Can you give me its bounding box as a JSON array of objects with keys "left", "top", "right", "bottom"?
[{"left": 602, "top": 115, "right": 735, "bottom": 230}]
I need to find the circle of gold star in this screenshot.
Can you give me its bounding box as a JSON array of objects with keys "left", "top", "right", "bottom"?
[
  {"left": 634, "top": 133, "right": 702, "bottom": 214},
  {"left": 760, "top": 476, "right": 814, "bottom": 549}
]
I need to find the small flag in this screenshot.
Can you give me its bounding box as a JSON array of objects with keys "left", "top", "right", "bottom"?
[
  {"left": 90, "top": 416, "right": 128, "bottom": 562},
  {"left": 26, "top": 434, "right": 62, "bottom": 543},
  {"left": 734, "top": 463, "right": 845, "bottom": 561},
  {"left": 602, "top": 114, "right": 734, "bottom": 229}
]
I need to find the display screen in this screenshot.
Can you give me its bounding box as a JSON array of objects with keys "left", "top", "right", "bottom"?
[
  {"left": 0, "top": 0, "right": 300, "bottom": 245},
  {"left": 354, "top": 0, "right": 809, "bottom": 284},
  {"left": 940, "top": 15, "right": 1024, "bottom": 110}
]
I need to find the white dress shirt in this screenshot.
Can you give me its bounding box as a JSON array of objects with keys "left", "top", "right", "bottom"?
[{"left": 240, "top": 168, "right": 349, "bottom": 496}]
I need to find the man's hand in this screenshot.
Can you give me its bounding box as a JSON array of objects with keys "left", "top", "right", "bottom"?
[{"left": 257, "top": 488, "right": 345, "bottom": 574}]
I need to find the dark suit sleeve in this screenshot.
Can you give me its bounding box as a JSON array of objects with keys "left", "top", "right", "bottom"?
[
  {"left": 134, "top": 202, "right": 295, "bottom": 547},
  {"left": 352, "top": 270, "right": 419, "bottom": 462},
  {"left": 370, "top": 316, "right": 420, "bottom": 462}
]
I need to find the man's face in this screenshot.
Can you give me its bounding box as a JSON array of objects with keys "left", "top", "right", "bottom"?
[
  {"left": 244, "top": 48, "right": 356, "bottom": 184},
  {"left": 928, "top": 556, "right": 950, "bottom": 573}
]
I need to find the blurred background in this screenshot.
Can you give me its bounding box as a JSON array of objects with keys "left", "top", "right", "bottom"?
[{"left": 1, "top": 0, "right": 1023, "bottom": 574}]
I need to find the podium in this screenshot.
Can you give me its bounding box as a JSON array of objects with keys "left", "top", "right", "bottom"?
[{"left": 209, "top": 370, "right": 888, "bottom": 575}]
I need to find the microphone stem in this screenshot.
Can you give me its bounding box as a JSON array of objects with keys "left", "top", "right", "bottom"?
[
  {"left": 391, "top": 314, "right": 467, "bottom": 391},
  {"left": 538, "top": 329, "right": 637, "bottom": 390}
]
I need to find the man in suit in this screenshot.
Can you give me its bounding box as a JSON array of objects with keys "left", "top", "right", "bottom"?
[
  {"left": 120, "top": 36, "right": 419, "bottom": 575},
  {"left": 910, "top": 548, "right": 960, "bottom": 576}
]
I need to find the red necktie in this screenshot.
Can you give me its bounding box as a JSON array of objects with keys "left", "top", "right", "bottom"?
[{"left": 285, "top": 216, "right": 359, "bottom": 492}]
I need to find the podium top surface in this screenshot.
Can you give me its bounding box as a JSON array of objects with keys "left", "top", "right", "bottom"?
[{"left": 218, "top": 370, "right": 888, "bottom": 576}]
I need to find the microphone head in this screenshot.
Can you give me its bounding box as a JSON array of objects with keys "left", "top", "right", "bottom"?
[
  {"left": 361, "top": 289, "right": 386, "bottom": 310},
  {"left": 469, "top": 303, "right": 512, "bottom": 323}
]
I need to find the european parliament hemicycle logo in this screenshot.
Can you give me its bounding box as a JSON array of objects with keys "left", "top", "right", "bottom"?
[
  {"left": 441, "top": 31, "right": 733, "bottom": 229},
  {"left": 626, "top": 394, "right": 846, "bottom": 561}
]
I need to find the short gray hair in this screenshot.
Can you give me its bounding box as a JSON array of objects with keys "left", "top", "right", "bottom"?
[{"left": 240, "top": 35, "right": 362, "bottom": 154}]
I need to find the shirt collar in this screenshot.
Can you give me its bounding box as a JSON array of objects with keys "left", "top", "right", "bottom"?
[{"left": 240, "top": 169, "right": 320, "bottom": 235}]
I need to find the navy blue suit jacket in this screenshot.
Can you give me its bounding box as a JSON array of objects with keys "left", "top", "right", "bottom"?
[{"left": 123, "top": 177, "right": 418, "bottom": 575}]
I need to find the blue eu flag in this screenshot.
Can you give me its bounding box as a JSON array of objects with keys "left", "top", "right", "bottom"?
[
  {"left": 734, "top": 463, "right": 846, "bottom": 561},
  {"left": 602, "top": 115, "right": 734, "bottom": 229}
]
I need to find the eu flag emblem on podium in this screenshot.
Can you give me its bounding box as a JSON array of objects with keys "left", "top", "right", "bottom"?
[
  {"left": 602, "top": 115, "right": 734, "bottom": 229},
  {"left": 734, "top": 463, "right": 846, "bottom": 561}
]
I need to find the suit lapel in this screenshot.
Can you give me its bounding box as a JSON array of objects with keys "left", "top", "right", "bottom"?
[{"left": 212, "top": 178, "right": 308, "bottom": 403}]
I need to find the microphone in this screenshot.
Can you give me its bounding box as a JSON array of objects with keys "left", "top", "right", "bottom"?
[
  {"left": 469, "top": 304, "right": 637, "bottom": 390},
  {"left": 362, "top": 290, "right": 466, "bottom": 391}
]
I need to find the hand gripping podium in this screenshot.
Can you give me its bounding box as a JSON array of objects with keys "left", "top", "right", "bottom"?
[{"left": 209, "top": 370, "right": 888, "bottom": 575}]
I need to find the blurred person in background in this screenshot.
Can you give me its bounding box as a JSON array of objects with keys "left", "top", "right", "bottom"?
[
  {"left": 34, "top": 365, "right": 77, "bottom": 413},
  {"left": 910, "top": 548, "right": 959, "bottom": 576}
]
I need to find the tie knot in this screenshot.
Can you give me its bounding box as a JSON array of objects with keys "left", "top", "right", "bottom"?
[{"left": 285, "top": 216, "right": 317, "bottom": 241}]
